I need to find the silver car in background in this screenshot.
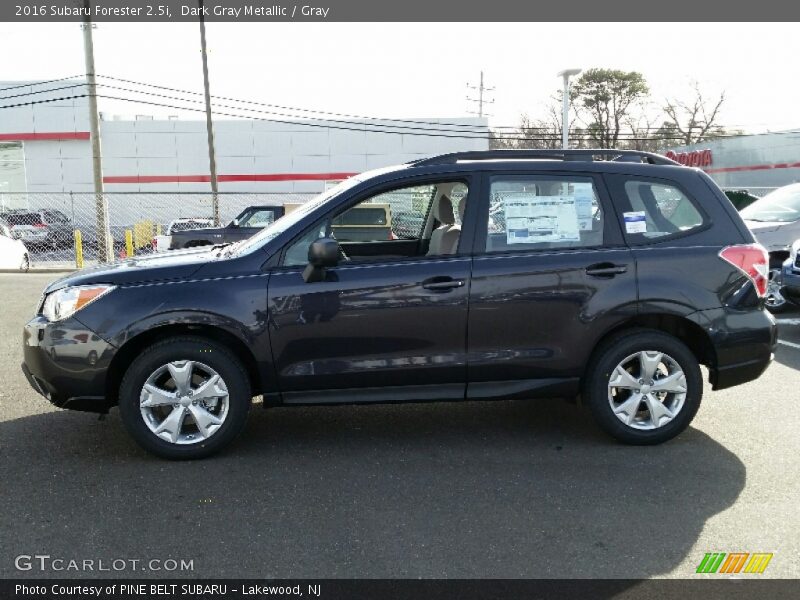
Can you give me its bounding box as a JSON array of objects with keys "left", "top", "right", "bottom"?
[{"left": 741, "top": 183, "right": 800, "bottom": 312}]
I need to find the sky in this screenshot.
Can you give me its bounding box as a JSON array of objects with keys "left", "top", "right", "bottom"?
[{"left": 0, "top": 21, "right": 798, "bottom": 133}]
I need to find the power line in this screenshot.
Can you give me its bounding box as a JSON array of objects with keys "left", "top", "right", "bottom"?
[
  {"left": 0, "top": 74, "right": 792, "bottom": 135},
  {"left": 95, "top": 74, "right": 501, "bottom": 131},
  {"left": 95, "top": 83, "right": 495, "bottom": 136},
  {"left": 0, "top": 95, "right": 89, "bottom": 111},
  {"left": 0, "top": 92, "right": 729, "bottom": 142},
  {"left": 95, "top": 93, "right": 695, "bottom": 142},
  {"left": 93, "top": 84, "right": 692, "bottom": 140},
  {"left": 0, "top": 75, "right": 86, "bottom": 92},
  {"left": 0, "top": 83, "right": 88, "bottom": 102}
]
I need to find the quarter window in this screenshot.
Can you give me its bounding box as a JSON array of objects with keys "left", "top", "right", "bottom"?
[
  {"left": 620, "top": 180, "right": 704, "bottom": 240},
  {"left": 484, "top": 176, "right": 604, "bottom": 253}
]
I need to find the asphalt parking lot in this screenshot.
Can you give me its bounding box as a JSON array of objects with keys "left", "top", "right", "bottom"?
[{"left": 0, "top": 272, "right": 798, "bottom": 579}]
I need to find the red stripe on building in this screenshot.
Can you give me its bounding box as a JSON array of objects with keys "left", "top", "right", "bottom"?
[
  {"left": 0, "top": 131, "right": 90, "bottom": 141},
  {"left": 103, "top": 172, "right": 358, "bottom": 184},
  {"left": 705, "top": 161, "right": 800, "bottom": 174}
]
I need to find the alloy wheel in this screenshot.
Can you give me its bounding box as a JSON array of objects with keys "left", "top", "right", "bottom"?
[
  {"left": 607, "top": 351, "right": 687, "bottom": 430},
  {"left": 139, "top": 360, "right": 230, "bottom": 445},
  {"left": 765, "top": 268, "right": 786, "bottom": 309}
]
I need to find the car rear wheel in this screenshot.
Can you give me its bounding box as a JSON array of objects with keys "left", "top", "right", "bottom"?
[
  {"left": 118, "top": 336, "right": 251, "bottom": 459},
  {"left": 584, "top": 329, "right": 702, "bottom": 445}
]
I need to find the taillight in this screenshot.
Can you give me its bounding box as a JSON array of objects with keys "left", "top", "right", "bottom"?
[
  {"left": 33, "top": 223, "right": 46, "bottom": 228},
  {"left": 719, "top": 243, "right": 769, "bottom": 297}
]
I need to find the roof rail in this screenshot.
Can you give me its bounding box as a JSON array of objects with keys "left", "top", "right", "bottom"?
[{"left": 410, "top": 149, "right": 679, "bottom": 167}]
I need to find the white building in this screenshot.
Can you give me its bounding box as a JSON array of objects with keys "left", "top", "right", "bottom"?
[
  {"left": 0, "top": 80, "right": 488, "bottom": 205},
  {"left": 666, "top": 130, "right": 800, "bottom": 190}
]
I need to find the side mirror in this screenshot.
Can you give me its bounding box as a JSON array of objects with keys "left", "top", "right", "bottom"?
[
  {"left": 231, "top": 218, "right": 239, "bottom": 227},
  {"left": 303, "top": 238, "right": 339, "bottom": 283}
]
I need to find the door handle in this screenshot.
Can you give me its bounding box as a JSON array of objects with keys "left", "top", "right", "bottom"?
[
  {"left": 422, "top": 277, "right": 465, "bottom": 291},
  {"left": 585, "top": 263, "right": 628, "bottom": 277}
]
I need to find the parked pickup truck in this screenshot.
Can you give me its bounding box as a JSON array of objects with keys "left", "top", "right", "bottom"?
[
  {"left": 152, "top": 218, "right": 215, "bottom": 252},
  {"left": 169, "top": 205, "right": 286, "bottom": 250},
  {"left": 285, "top": 202, "right": 394, "bottom": 242}
]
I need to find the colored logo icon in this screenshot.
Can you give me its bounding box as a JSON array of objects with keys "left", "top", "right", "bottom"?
[{"left": 696, "top": 552, "right": 773, "bottom": 574}]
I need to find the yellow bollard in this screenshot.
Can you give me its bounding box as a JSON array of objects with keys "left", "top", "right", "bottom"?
[
  {"left": 125, "top": 229, "right": 134, "bottom": 258},
  {"left": 74, "top": 230, "right": 84, "bottom": 269}
]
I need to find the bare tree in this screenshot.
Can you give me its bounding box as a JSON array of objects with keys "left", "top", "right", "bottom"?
[
  {"left": 663, "top": 82, "right": 727, "bottom": 145},
  {"left": 490, "top": 107, "right": 562, "bottom": 149}
]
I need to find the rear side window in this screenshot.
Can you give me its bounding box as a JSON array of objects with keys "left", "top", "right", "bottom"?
[
  {"left": 483, "top": 175, "right": 604, "bottom": 253},
  {"left": 619, "top": 180, "right": 705, "bottom": 241}
]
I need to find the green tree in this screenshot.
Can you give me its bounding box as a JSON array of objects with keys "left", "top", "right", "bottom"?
[{"left": 570, "top": 68, "right": 649, "bottom": 148}]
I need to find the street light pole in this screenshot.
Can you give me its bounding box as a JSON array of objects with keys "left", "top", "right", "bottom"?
[
  {"left": 557, "top": 68, "right": 581, "bottom": 149},
  {"left": 198, "top": 0, "right": 220, "bottom": 225}
]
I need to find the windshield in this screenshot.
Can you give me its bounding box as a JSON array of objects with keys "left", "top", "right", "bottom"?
[
  {"left": 231, "top": 177, "right": 364, "bottom": 256},
  {"left": 740, "top": 184, "right": 800, "bottom": 223}
]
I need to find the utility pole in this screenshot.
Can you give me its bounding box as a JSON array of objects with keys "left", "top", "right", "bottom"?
[
  {"left": 198, "top": 0, "right": 220, "bottom": 225},
  {"left": 82, "top": 0, "right": 111, "bottom": 262},
  {"left": 467, "top": 71, "right": 494, "bottom": 118}
]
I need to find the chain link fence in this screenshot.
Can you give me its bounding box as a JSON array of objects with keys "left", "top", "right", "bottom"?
[
  {"left": 0, "top": 185, "right": 783, "bottom": 270},
  {"left": 0, "top": 192, "right": 314, "bottom": 269}
]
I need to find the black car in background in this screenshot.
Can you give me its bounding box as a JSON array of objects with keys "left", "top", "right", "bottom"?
[
  {"left": 21, "top": 150, "right": 776, "bottom": 459},
  {"left": 168, "top": 205, "right": 285, "bottom": 249}
]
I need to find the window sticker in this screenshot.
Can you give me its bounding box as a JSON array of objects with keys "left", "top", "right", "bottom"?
[
  {"left": 572, "top": 183, "right": 595, "bottom": 231},
  {"left": 503, "top": 194, "right": 580, "bottom": 244},
  {"left": 623, "top": 211, "right": 647, "bottom": 234}
]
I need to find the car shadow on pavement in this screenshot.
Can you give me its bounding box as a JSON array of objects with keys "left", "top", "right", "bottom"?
[{"left": 0, "top": 398, "right": 744, "bottom": 580}]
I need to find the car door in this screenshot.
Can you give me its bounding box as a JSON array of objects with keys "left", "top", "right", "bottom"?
[
  {"left": 266, "top": 176, "right": 476, "bottom": 403},
  {"left": 466, "top": 171, "right": 637, "bottom": 399}
]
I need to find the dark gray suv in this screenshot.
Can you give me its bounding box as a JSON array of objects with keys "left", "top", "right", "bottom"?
[{"left": 22, "top": 150, "right": 777, "bottom": 459}]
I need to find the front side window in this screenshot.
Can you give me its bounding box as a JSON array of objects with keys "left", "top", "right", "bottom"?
[
  {"left": 238, "top": 209, "right": 277, "bottom": 228},
  {"left": 620, "top": 180, "right": 704, "bottom": 241},
  {"left": 484, "top": 176, "right": 604, "bottom": 253},
  {"left": 282, "top": 180, "right": 468, "bottom": 266}
]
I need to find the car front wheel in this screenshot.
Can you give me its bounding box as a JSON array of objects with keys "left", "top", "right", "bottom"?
[
  {"left": 118, "top": 336, "right": 251, "bottom": 459},
  {"left": 584, "top": 329, "right": 702, "bottom": 445}
]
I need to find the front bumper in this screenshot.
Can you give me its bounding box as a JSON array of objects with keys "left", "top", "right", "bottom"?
[
  {"left": 781, "top": 258, "right": 800, "bottom": 305},
  {"left": 21, "top": 315, "right": 116, "bottom": 413}
]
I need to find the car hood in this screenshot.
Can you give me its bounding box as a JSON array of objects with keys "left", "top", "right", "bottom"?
[
  {"left": 744, "top": 220, "right": 785, "bottom": 234},
  {"left": 45, "top": 247, "right": 216, "bottom": 293},
  {"left": 172, "top": 224, "right": 228, "bottom": 235}
]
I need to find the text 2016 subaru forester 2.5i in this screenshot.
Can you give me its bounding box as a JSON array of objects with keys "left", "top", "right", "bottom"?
[{"left": 22, "top": 150, "right": 777, "bottom": 459}]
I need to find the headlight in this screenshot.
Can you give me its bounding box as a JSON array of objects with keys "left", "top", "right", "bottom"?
[{"left": 42, "top": 285, "right": 116, "bottom": 322}]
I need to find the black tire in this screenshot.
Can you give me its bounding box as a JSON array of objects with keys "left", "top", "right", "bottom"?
[
  {"left": 118, "top": 336, "right": 251, "bottom": 459},
  {"left": 584, "top": 329, "right": 702, "bottom": 445}
]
